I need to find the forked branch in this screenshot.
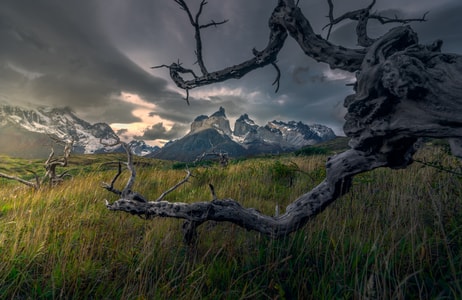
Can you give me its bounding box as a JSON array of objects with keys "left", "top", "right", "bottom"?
[
  {"left": 0, "top": 137, "right": 73, "bottom": 189},
  {"left": 105, "top": 148, "right": 391, "bottom": 240},
  {"left": 42, "top": 139, "right": 73, "bottom": 186},
  {"left": 101, "top": 141, "right": 148, "bottom": 203},
  {"left": 324, "top": 0, "right": 427, "bottom": 46},
  {"left": 103, "top": 142, "right": 192, "bottom": 206},
  {"left": 152, "top": 0, "right": 290, "bottom": 100},
  {"left": 174, "top": 0, "right": 228, "bottom": 75},
  {"left": 155, "top": 0, "right": 427, "bottom": 99}
]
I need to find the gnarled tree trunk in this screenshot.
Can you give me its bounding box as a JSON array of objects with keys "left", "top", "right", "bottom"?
[{"left": 105, "top": 0, "right": 462, "bottom": 243}]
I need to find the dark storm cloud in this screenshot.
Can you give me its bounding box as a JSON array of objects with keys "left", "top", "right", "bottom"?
[
  {"left": 82, "top": 98, "right": 143, "bottom": 124},
  {"left": 1, "top": 0, "right": 462, "bottom": 142},
  {"left": 0, "top": 0, "right": 182, "bottom": 125}
]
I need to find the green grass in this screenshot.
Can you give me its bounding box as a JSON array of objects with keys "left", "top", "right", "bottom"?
[{"left": 0, "top": 145, "right": 461, "bottom": 299}]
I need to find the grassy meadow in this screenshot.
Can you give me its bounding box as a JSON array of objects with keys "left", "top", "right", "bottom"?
[{"left": 0, "top": 142, "right": 461, "bottom": 299}]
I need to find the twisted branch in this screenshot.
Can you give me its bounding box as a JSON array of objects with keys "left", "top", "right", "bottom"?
[
  {"left": 0, "top": 137, "right": 73, "bottom": 189},
  {"left": 105, "top": 148, "right": 390, "bottom": 239},
  {"left": 104, "top": 0, "right": 462, "bottom": 243}
]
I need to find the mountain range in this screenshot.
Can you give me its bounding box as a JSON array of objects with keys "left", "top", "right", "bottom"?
[
  {"left": 0, "top": 104, "right": 158, "bottom": 158},
  {"left": 0, "top": 104, "right": 336, "bottom": 160},
  {"left": 151, "top": 107, "right": 336, "bottom": 161}
]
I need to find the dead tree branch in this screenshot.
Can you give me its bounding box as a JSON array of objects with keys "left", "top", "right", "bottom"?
[
  {"left": 41, "top": 139, "right": 73, "bottom": 186},
  {"left": 104, "top": 0, "right": 462, "bottom": 242},
  {"left": 0, "top": 138, "right": 73, "bottom": 189},
  {"left": 173, "top": 0, "right": 228, "bottom": 76},
  {"left": 323, "top": 0, "right": 427, "bottom": 46},
  {"left": 105, "top": 148, "right": 387, "bottom": 239},
  {"left": 155, "top": 0, "right": 428, "bottom": 97},
  {"left": 101, "top": 141, "right": 148, "bottom": 203},
  {"left": 193, "top": 139, "right": 230, "bottom": 167},
  {"left": 0, "top": 171, "right": 40, "bottom": 189},
  {"left": 101, "top": 140, "right": 190, "bottom": 204},
  {"left": 194, "top": 150, "right": 229, "bottom": 167},
  {"left": 101, "top": 162, "right": 124, "bottom": 196},
  {"left": 152, "top": 1, "right": 289, "bottom": 98}
]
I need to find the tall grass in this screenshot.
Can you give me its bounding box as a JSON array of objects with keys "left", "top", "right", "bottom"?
[{"left": 0, "top": 146, "right": 461, "bottom": 299}]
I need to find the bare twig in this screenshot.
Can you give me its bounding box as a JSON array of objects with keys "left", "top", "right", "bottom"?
[
  {"left": 103, "top": 145, "right": 190, "bottom": 204},
  {"left": 414, "top": 159, "right": 462, "bottom": 177},
  {"left": 325, "top": 0, "right": 335, "bottom": 40},
  {"left": 0, "top": 172, "right": 39, "bottom": 189},
  {"left": 323, "top": 0, "right": 426, "bottom": 46},
  {"left": 173, "top": 0, "right": 228, "bottom": 76},
  {"left": 101, "top": 162, "right": 124, "bottom": 195},
  {"left": 271, "top": 62, "right": 281, "bottom": 93}
]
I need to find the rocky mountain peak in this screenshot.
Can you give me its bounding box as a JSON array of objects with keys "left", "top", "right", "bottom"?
[
  {"left": 154, "top": 107, "right": 337, "bottom": 162},
  {"left": 210, "top": 106, "right": 226, "bottom": 118},
  {"left": 189, "top": 107, "right": 232, "bottom": 136},
  {"left": 193, "top": 115, "right": 208, "bottom": 122},
  {"left": 234, "top": 113, "right": 258, "bottom": 137}
]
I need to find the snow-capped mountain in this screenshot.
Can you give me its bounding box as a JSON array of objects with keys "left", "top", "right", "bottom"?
[
  {"left": 153, "top": 107, "right": 336, "bottom": 161},
  {"left": 127, "top": 140, "right": 160, "bottom": 157},
  {"left": 0, "top": 104, "right": 159, "bottom": 158},
  {"left": 233, "top": 115, "right": 336, "bottom": 150},
  {"left": 0, "top": 105, "right": 118, "bottom": 154}
]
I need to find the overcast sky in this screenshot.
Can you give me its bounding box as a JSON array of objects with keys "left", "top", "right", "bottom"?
[{"left": 1, "top": 0, "right": 461, "bottom": 145}]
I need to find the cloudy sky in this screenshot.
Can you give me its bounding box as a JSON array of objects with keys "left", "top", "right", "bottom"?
[{"left": 1, "top": 0, "right": 461, "bottom": 146}]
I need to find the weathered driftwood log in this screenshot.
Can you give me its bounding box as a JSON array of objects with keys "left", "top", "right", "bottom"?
[{"left": 105, "top": 0, "right": 462, "bottom": 243}]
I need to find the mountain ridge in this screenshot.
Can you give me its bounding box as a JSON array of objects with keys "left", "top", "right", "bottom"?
[
  {"left": 0, "top": 104, "right": 336, "bottom": 160},
  {"left": 0, "top": 104, "right": 159, "bottom": 158},
  {"left": 153, "top": 107, "right": 336, "bottom": 161}
]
